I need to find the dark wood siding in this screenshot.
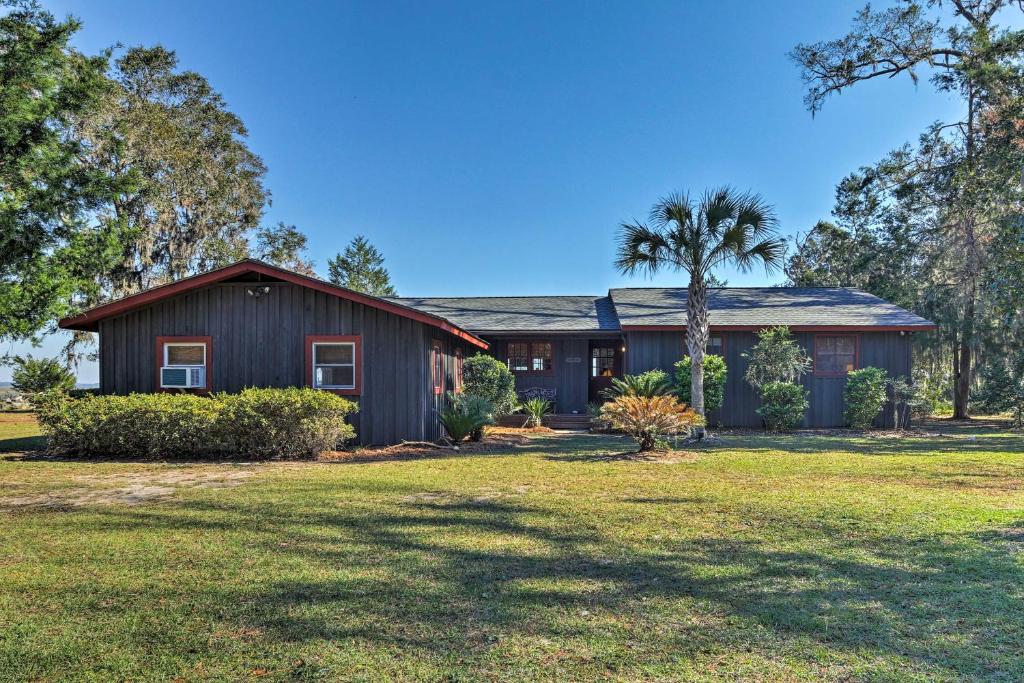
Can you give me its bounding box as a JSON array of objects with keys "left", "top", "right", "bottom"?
[
  {"left": 624, "top": 330, "right": 914, "bottom": 428},
  {"left": 97, "top": 282, "right": 464, "bottom": 445},
  {"left": 486, "top": 337, "right": 595, "bottom": 414}
]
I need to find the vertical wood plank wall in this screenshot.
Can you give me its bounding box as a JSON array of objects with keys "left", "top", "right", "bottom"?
[
  {"left": 485, "top": 338, "right": 591, "bottom": 414},
  {"left": 625, "top": 330, "right": 913, "bottom": 428},
  {"left": 97, "top": 282, "right": 465, "bottom": 445}
]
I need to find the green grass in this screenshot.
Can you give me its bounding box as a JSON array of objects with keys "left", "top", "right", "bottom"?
[{"left": 1, "top": 417, "right": 1023, "bottom": 681}]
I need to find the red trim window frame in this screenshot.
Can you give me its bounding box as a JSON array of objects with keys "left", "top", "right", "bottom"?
[
  {"left": 305, "top": 335, "right": 362, "bottom": 395},
  {"left": 454, "top": 347, "right": 464, "bottom": 393},
  {"left": 681, "top": 333, "right": 727, "bottom": 358},
  {"left": 706, "top": 333, "right": 726, "bottom": 357},
  {"left": 155, "top": 336, "right": 213, "bottom": 393},
  {"left": 431, "top": 339, "right": 444, "bottom": 395},
  {"left": 813, "top": 334, "right": 859, "bottom": 377},
  {"left": 506, "top": 340, "right": 554, "bottom": 376}
]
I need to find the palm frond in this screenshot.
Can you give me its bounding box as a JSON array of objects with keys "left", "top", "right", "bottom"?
[
  {"left": 649, "top": 192, "right": 692, "bottom": 230},
  {"left": 614, "top": 221, "right": 673, "bottom": 276},
  {"left": 702, "top": 187, "right": 741, "bottom": 238},
  {"left": 733, "top": 193, "right": 778, "bottom": 239},
  {"left": 730, "top": 237, "right": 788, "bottom": 273}
]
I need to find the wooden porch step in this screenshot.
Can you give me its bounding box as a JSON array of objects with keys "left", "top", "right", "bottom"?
[{"left": 497, "top": 414, "right": 592, "bottom": 430}]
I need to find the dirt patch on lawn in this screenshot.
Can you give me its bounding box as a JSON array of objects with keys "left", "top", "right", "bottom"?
[
  {"left": 0, "top": 467, "right": 255, "bottom": 510},
  {"left": 0, "top": 411, "right": 38, "bottom": 425},
  {"left": 319, "top": 427, "right": 540, "bottom": 463},
  {"left": 400, "top": 484, "right": 533, "bottom": 506}
]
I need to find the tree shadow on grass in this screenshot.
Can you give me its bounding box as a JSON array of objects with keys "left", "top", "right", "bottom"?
[
  {"left": 703, "top": 431, "right": 1024, "bottom": 457},
  {"left": 0, "top": 434, "right": 46, "bottom": 454},
  {"left": 45, "top": 489, "right": 1024, "bottom": 680}
]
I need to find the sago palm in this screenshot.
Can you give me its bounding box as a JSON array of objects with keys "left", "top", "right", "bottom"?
[{"left": 615, "top": 188, "right": 785, "bottom": 434}]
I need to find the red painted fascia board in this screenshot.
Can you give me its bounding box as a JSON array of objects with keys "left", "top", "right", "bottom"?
[
  {"left": 620, "top": 324, "right": 938, "bottom": 333},
  {"left": 59, "top": 260, "right": 489, "bottom": 349}
]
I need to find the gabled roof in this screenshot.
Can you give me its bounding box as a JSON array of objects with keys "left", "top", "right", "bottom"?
[
  {"left": 391, "top": 295, "right": 619, "bottom": 333},
  {"left": 59, "top": 260, "right": 936, "bottom": 341},
  {"left": 58, "top": 260, "right": 489, "bottom": 348},
  {"left": 608, "top": 287, "right": 936, "bottom": 331}
]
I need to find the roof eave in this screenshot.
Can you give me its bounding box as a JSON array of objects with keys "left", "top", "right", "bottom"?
[
  {"left": 58, "top": 260, "right": 489, "bottom": 349},
  {"left": 620, "top": 324, "right": 938, "bottom": 332}
]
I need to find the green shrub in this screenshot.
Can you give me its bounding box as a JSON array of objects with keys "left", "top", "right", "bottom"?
[
  {"left": 439, "top": 392, "right": 495, "bottom": 443},
  {"left": 462, "top": 353, "right": 518, "bottom": 415},
  {"left": 7, "top": 355, "right": 76, "bottom": 394},
  {"left": 34, "top": 387, "right": 358, "bottom": 459},
  {"left": 601, "top": 370, "right": 672, "bottom": 399},
  {"left": 756, "top": 381, "right": 808, "bottom": 431},
  {"left": 34, "top": 391, "right": 221, "bottom": 458},
  {"left": 743, "top": 326, "right": 812, "bottom": 389},
  {"left": 911, "top": 368, "right": 951, "bottom": 417},
  {"left": 843, "top": 367, "right": 888, "bottom": 428},
  {"left": 216, "top": 387, "right": 357, "bottom": 459},
  {"left": 887, "top": 376, "right": 928, "bottom": 430},
  {"left": 974, "top": 355, "right": 1024, "bottom": 427},
  {"left": 521, "top": 397, "right": 552, "bottom": 428},
  {"left": 674, "top": 355, "right": 727, "bottom": 412},
  {"left": 599, "top": 395, "right": 704, "bottom": 451}
]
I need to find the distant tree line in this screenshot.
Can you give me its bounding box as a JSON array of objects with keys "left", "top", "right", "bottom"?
[
  {"left": 0, "top": 1, "right": 397, "bottom": 368},
  {"left": 787, "top": 0, "right": 1024, "bottom": 418}
]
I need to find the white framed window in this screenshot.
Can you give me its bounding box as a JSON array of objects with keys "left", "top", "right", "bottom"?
[
  {"left": 164, "top": 343, "right": 206, "bottom": 367},
  {"left": 313, "top": 342, "right": 356, "bottom": 390},
  {"left": 157, "top": 336, "right": 210, "bottom": 390}
]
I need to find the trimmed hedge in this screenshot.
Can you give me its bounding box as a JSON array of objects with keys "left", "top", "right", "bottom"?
[
  {"left": 757, "top": 381, "right": 808, "bottom": 431},
  {"left": 844, "top": 367, "right": 888, "bottom": 428},
  {"left": 34, "top": 387, "right": 358, "bottom": 460},
  {"left": 462, "top": 353, "right": 518, "bottom": 415},
  {"left": 674, "top": 354, "right": 727, "bottom": 413}
]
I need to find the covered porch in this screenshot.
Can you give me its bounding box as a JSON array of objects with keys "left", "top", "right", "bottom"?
[{"left": 485, "top": 332, "right": 626, "bottom": 415}]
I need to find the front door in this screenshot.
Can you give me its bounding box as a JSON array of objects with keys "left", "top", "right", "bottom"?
[{"left": 588, "top": 342, "right": 621, "bottom": 403}]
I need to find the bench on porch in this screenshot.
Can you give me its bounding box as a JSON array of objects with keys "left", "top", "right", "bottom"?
[{"left": 496, "top": 387, "right": 592, "bottom": 429}]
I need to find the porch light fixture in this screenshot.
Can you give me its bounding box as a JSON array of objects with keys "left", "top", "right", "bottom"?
[{"left": 246, "top": 286, "right": 271, "bottom": 298}]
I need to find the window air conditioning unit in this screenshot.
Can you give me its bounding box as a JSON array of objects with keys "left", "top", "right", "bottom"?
[{"left": 160, "top": 366, "right": 206, "bottom": 389}]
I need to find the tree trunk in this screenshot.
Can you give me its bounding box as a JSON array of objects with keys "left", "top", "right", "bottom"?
[
  {"left": 687, "top": 276, "right": 710, "bottom": 438},
  {"left": 953, "top": 294, "right": 975, "bottom": 419},
  {"left": 953, "top": 87, "right": 979, "bottom": 420}
]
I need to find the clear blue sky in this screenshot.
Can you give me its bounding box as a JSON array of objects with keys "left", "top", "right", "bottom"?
[{"left": 5, "top": 0, "right": 967, "bottom": 382}]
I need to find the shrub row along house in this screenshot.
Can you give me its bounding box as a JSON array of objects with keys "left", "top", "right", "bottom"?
[{"left": 60, "top": 259, "right": 936, "bottom": 444}]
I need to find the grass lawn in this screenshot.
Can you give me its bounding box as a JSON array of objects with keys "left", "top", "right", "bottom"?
[{"left": 1, "top": 416, "right": 1023, "bottom": 681}]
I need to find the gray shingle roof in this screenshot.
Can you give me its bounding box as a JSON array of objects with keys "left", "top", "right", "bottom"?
[
  {"left": 608, "top": 287, "right": 935, "bottom": 328},
  {"left": 395, "top": 287, "right": 935, "bottom": 333},
  {"left": 391, "top": 295, "right": 619, "bottom": 332}
]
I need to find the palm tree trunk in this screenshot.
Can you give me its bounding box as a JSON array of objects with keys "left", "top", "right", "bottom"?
[{"left": 687, "top": 276, "right": 710, "bottom": 437}]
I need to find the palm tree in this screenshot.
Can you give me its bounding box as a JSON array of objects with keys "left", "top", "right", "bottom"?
[{"left": 615, "top": 188, "right": 785, "bottom": 436}]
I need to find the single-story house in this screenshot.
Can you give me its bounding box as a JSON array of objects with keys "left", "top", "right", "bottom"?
[{"left": 60, "top": 259, "right": 936, "bottom": 444}]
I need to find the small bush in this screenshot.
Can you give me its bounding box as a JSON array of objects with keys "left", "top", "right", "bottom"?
[
  {"left": 743, "top": 326, "right": 812, "bottom": 389},
  {"left": 887, "top": 376, "right": 927, "bottom": 430},
  {"left": 34, "top": 391, "right": 221, "bottom": 458},
  {"left": 7, "top": 355, "right": 76, "bottom": 394},
  {"left": 599, "top": 395, "right": 703, "bottom": 451},
  {"left": 844, "top": 367, "right": 888, "bottom": 428},
  {"left": 674, "top": 354, "right": 727, "bottom": 413},
  {"left": 518, "top": 387, "right": 556, "bottom": 402},
  {"left": 216, "top": 387, "right": 357, "bottom": 459},
  {"left": 439, "top": 392, "right": 495, "bottom": 443},
  {"left": 521, "top": 397, "right": 552, "bottom": 428},
  {"left": 601, "top": 370, "right": 672, "bottom": 399},
  {"left": 586, "top": 401, "right": 612, "bottom": 432},
  {"left": 34, "top": 387, "right": 358, "bottom": 459},
  {"left": 757, "top": 381, "right": 808, "bottom": 431},
  {"left": 462, "top": 354, "right": 518, "bottom": 415},
  {"left": 974, "top": 355, "right": 1024, "bottom": 427}
]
